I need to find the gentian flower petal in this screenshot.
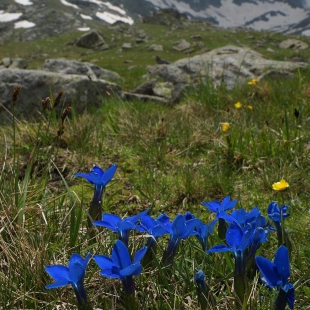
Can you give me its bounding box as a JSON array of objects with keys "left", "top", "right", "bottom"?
[
  {"left": 117, "top": 221, "right": 136, "bottom": 232},
  {"left": 126, "top": 210, "right": 149, "bottom": 224},
  {"left": 74, "top": 173, "right": 96, "bottom": 184},
  {"left": 112, "top": 240, "right": 132, "bottom": 269},
  {"left": 45, "top": 280, "right": 71, "bottom": 289},
  {"left": 133, "top": 246, "right": 148, "bottom": 264},
  {"left": 274, "top": 245, "right": 290, "bottom": 284},
  {"left": 68, "top": 261, "right": 86, "bottom": 284},
  {"left": 93, "top": 214, "right": 122, "bottom": 230},
  {"left": 151, "top": 224, "right": 168, "bottom": 238},
  {"left": 226, "top": 223, "right": 243, "bottom": 249},
  {"left": 100, "top": 164, "right": 117, "bottom": 186},
  {"left": 45, "top": 265, "right": 69, "bottom": 283},
  {"left": 93, "top": 255, "right": 115, "bottom": 269},
  {"left": 136, "top": 215, "right": 156, "bottom": 233},
  {"left": 222, "top": 196, "right": 238, "bottom": 211},
  {"left": 202, "top": 201, "right": 220, "bottom": 213},
  {"left": 202, "top": 196, "right": 237, "bottom": 215},
  {"left": 100, "top": 269, "right": 122, "bottom": 279},
  {"left": 157, "top": 213, "right": 172, "bottom": 232},
  {"left": 119, "top": 263, "right": 142, "bottom": 277},
  {"left": 255, "top": 256, "right": 278, "bottom": 287}
]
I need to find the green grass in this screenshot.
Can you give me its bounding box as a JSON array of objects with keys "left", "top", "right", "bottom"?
[{"left": 0, "top": 22, "right": 310, "bottom": 309}]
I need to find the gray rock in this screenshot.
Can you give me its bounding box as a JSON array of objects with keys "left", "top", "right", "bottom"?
[
  {"left": 1, "top": 57, "right": 12, "bottom": 68},
  {"left": 155, "top": 56, "right": 171, "bottom": 64},
  {"left": 148, "top": 44, "right": 163, "bottom": 52},
  {"left": 173, "top": 39, "right": 191, "bottom": 52},
  {"left": 153, "top": 81, "right": 174, "bottom": 99},
  {"left": 122, "top": 43, "right": 132, "bottom": 49},
  {"left": 9, "top": 58, "right": 28, "bottom": 69},
  {"left": 75, "top": 30, "right": 109, "bottom": 50},
  {"left": 140, "top": 45, "right": 308, "bottom": 103},
  {"left": 42, "top": 59, "right": 121, "bottom": 82},
  {"left": 279, "top": 39, "right": 308, "bottom": 50},
  {"left": 132, "top": 79, "right": 156, "bottom": 95},
  {"left": 0, "top": 69, "right": 121, "bottom": 122}
]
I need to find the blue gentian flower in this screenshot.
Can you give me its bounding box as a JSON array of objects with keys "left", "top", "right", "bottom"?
[
  {"left": 156, "top": 213, "right": 172, "bottom": 232},
  {"left": 202, "top": 196, "right": 238, "bottom": 240},
  {"left": 136, "top": 214, "right": 169, "bottom": 248},
  {"left": 218, "top": 207, "right": 269, "bottom": 262},
  {"left": 194, "top": 269, "right": 206, "bottom": 291},
  {"left": 75, "top": 164, "right": 117, "bottom": 205},
  {"left": 268, "top": 202, "right": 290, "bottom": 223},
  {"left": 256, "top": 246, "right": 294, "bottom": 310},
  {"left": 218, "top": 207, "right": 261, "bottom": 228},
  {"left": 267, "top": 202, "right": 292, "bottom": 251},
  {"left": 194, "top": 269, "right": 216, "bottom": 309},
  {"left": 202, "top": 196, "right": 238, "bottom": 218},
  {"left": 162, "top": 214, "right": 200, "bottom": 264},
  {"left": 93, "top": 210, "right": 148, "bottom": 246},
  {"left": 194, "top": 219, "right": 217, "bottom": 251},
  {"left": 94, "top": 240, "right": 147, "bottom": 295},
  {"left": 45, "top": 253, "right": 91, "bottom": 306},
  {"left": 207, "top": 222, "right": 252, "bottom": 274}
]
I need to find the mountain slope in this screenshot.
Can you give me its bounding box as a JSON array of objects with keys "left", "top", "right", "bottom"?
[{"left": 0, "top": 0, "right": 310, "bottom": 43}]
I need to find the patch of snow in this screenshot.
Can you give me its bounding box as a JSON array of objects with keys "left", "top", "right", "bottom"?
[
  {"left": 145, "top": 0, "right": 309, "bottom": 31},
  {"left": 102, "top": 2, "right": 126, "bottom": 15},
  {"left": 14, "top": 20, "right": 36, "bottom": 28},
  {"left": 302, "top": 29, "right": 310, "bottom": 35},
  {"left": 78, "top": 27, "right": 91, "bottom": 31},
  {"left": 14, "top": 0, "right": 33, "bottom": 5},
  {"left": 81, "top": 14, "right": 93, "bottom": 20},
  {"left": 83, "top": 1, "right": 126, "bottom": 15},
  {"left": 96, "top": 11, "right": 134, "bottom": 25},
  {"left": 60, "top": 0, "right": 79, "bottom": 10},
  {"left": 0, "top": 10, "right": 22, "bottom": 22}
]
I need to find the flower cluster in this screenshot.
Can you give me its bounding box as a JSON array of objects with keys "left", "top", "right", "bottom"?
[{"left": 45, "top": 165, "right": 295, "bottom": 310}]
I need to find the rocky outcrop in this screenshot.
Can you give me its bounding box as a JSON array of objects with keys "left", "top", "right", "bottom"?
[
  {"left": 0, "top": 69, "right": 121, "bottom": 122},
  {"left": 142, "top": 8, "right": 188, "bottom": 26},
  {"left": 279, "top": 39, "right": 309, "bottom": 50},
  {"left": 74, "top": 30, "right": 109, "bottom": 50},
  {"left": 0, "top": 57, "right": 28, "bottom": 69},
  {"left": 42, "top": 59, "right": 121, "bottom": 82},
  {"left": 135, "top": 45, "right": 308, "bottom": 102}
]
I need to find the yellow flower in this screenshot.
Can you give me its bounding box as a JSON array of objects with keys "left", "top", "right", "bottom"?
[
  {"left": 247, "top": 105, "right": 253, "bottom": 110},
  {"left": 248, "top": 78, "right": 258, "bottom": 85},
  {"left": 272, "top": 179, "right": 289, "bottom": 191},
  {"left": 234, "top": 102, "right": 242, "bottom": 108},
  {"left": 221, "top": 122, "right": 230, "bottom": 132}
]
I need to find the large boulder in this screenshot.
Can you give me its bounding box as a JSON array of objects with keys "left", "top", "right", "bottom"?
[
  {"left": 138, "top": 45, "right": 308, "bottom": 102},
  {"left": 74, "top": 30, "right": 109, "bottom": 50},
  {"left": 0, "top": 69, "right": 121, "bottom": 122},
  {"left": 42, "top": 59, "right": 121, "bottom": 82}
]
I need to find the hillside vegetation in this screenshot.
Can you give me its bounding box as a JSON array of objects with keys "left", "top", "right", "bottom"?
[{"left": 0, "top": 21, "right": 310, "bottom": 309}]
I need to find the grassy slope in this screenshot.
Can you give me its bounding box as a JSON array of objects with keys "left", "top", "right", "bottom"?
[{"left": 0, "top": 21, "right": 310, "bottom": 309}]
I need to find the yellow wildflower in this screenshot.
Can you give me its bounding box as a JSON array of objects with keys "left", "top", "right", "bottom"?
[
  {"left": 221, "top": 122, "right": 230, "bottom": 132},
  {"left": 247, "top": 105, "right": 253, "bottom": 110},
  {"left": 272, "top": 179, "right": 289, "bottom": 191},
  {"left": 234, "top": 102, "right": 242, "bottom": 108},
  {"left": 248, "top": 78, "right": 258, "bottom": 85}
]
